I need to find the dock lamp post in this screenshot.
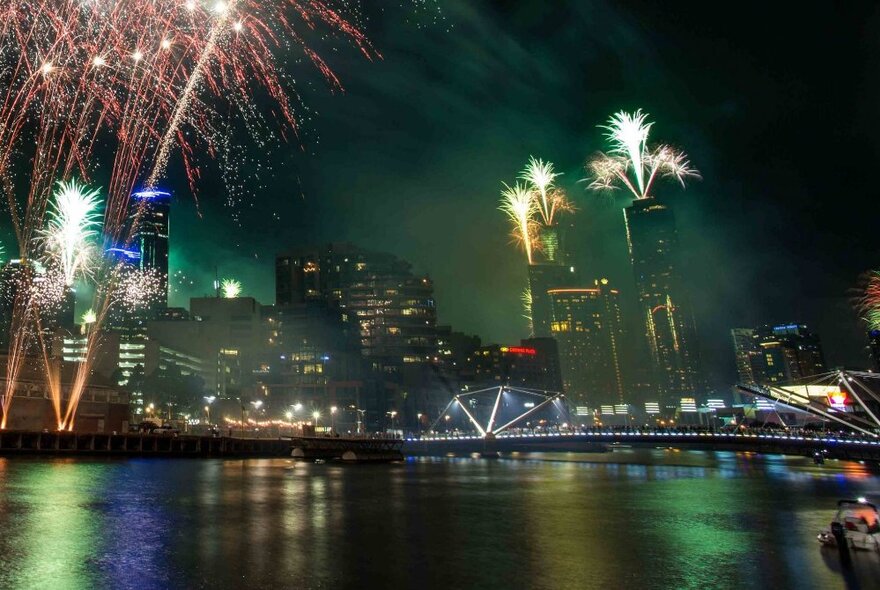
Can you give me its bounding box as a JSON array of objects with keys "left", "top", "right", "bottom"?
[
  {"left": 250, "top": 400, "right": 263, "bottom": 434},
  {"left": 203, "top": 396, "right": 216, "bottom": 425},
  {"left": 388, "top": 410, "right": 398, "bottom": 435},
  {"left": 285, "top": 411, "right": 294, "bottom": 436}
]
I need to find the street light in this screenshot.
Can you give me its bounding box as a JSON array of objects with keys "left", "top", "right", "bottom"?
[
  {"left": 388, "top": 410, "right": 398, "bottom": 434},
  {"left": 312, "top": 410, "right": 320, "bottom": 431},
  {"left": 417, "top": 412, "right": 423, "bottom": 436},
  {"left": 330, "top": 406, "right": 337, "bottom": 433}
]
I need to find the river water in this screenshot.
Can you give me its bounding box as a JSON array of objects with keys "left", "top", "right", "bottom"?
[{"left": 0, "top": 450, "right": 878, "bottom": 590}]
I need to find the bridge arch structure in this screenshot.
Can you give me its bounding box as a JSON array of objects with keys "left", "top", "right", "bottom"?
[{"left": 429, "top": 386, "right": 568, "bottom": 438}]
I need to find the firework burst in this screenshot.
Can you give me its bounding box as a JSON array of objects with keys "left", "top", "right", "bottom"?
[
  {"left": 858, "top": 271, "right": 880, "bottom": 330},
  {"left": 40, "top": 180, "right": 102, "bottom": 286},
  {"left": 586, "top": 109, "right": 700, "bottom": 199},
  {"left": 499, "top": 182, "right": 540, "bottom": 264},
  {"left": 221, "top": 278, "right": 242, "bottom": 298}
]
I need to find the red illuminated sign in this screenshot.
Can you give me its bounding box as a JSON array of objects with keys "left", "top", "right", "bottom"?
[{"left": 505, "top": 346, "right": 536, "bottom": 355}]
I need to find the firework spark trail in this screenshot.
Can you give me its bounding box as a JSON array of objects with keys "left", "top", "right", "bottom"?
[
  {"left": 0, "top": 263, "right": 67, "bottom": 427},
  {"left": 146, "top": 0, "right": 238, "bottom": 190},
  {"left": 587, "top": 109, "right": 700, "bottom": 199},
  {"left": 500, "top": 181, "right": 539, "bottom": 264},
  {"left": 521, "top": 286, "right": 533, "bottom": 336}
]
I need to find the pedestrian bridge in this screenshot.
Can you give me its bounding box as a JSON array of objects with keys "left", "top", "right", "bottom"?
[
  {"left": 412, "top": 374, "right": 880, "bottom": 462},
  {"left": 404, "top": 429, "right": 880, "bottom": 462}
]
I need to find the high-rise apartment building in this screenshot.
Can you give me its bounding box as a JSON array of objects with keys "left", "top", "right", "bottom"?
[
  {"left": 548, "top": 279, "right": 624, "bottom": 406},
  {"left": 275, "top": 244, "right": 440, "bottom": 428},
  {"left": 275, "top": 243, "right": 438, "bottom": 368},
  {"left": 624, "top": 198, "right": 701, "bottom": 406},
  {"left": 732, "top": 323, "right": 826, "bottom": 386}
]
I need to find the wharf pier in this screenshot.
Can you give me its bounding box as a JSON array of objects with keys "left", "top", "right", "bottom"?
[{"left": 0, "top": 430, "right": 403, "bottom": 461}]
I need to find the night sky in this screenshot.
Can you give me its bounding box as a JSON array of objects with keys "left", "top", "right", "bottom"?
[{"left": 166, "top": 1, "right": 880, "bottom": 389}]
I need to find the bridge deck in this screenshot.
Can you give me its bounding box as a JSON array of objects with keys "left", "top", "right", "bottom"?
[{"left": 407, "top": 431, "right": 880, "bottom": 462}]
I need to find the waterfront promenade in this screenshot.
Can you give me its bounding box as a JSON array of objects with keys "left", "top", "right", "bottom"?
[{"left": 0, "top": 430, "right": 403, "bottom": 460}]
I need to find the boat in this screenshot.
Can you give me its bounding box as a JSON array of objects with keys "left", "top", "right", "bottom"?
[
  {"left": 314, "top": 458, "right": 326, "bottom": 464},
  {"left": 818, "top": 499, "right": 880, "bottom": 552}
]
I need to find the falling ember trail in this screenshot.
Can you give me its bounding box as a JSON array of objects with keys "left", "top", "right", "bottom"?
[{"left": 146, "top": 0, "right": 237, "bottom": 188}]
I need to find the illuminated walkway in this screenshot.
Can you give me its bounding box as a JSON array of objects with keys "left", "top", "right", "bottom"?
[{"left": 406, "top": 429, "right": 880, "bottom": 462}]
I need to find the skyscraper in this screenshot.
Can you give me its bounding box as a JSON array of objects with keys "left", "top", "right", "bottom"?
[
  {"left": 731, "top": 328, "right": 757, "bottom": 384},
  {"left": 624, "top": 198, "right": 701, "bottom": 407},
  {"left": 527, "top": 263, "right": 576, "bottom": 337},
  {"left": 548, "top": 279, "right": 624, "bottom": 407},
  {"left": 130, "top": 189, "right": 170, "bottom": 307}
]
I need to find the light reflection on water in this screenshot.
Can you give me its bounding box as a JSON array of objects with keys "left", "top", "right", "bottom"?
[{"left": 0, "top": 451, "right": 877, "bottom": 589}]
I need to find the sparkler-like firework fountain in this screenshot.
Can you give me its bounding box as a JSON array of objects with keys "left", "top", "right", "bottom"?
[
  {"left": 587, "top": 109, "right": 700, "bottom": 199},
  {"left": 0, "top": 0, "right": 375, "bottom": 429},
  {"left": 498, "top": 156, "right": 574, "bottom": 333}
]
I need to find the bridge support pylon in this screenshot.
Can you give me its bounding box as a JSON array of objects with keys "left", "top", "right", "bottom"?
[{"left": 480, "top": 432, "right": 499, "bottom": 459}]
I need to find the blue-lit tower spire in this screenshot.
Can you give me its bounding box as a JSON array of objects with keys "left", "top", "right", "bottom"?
[{"left": 131, "top": 189, "right": 170, "bottom": 307}]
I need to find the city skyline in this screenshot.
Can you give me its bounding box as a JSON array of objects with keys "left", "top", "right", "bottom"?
[
  {"left": 144, "top": 2, "right": 880, "bottom": 389},
  {"left": 0, "top": 1, "right": 877, "bottom": 405},
  {"left": 1, "top": 3, "right": 878, "bottom": 589}
]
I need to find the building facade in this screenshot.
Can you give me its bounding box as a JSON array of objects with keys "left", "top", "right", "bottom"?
[
  {"left": 464, "top": 338, "right": 563, "bottom": 392},
  {"left": 527, "top": 262, "right": 576, "bottom": 337},
  {"left": 275, "top": 244, "right": 441, "bottom": 428},
  {"left": 731, "top": 328, "right": 757, "bottom": 384},
  {"left": 624, "top": 198, "right": 701, "bottom": 407},
  {"left": 732, "top": 323, "right": 827, "bottom": 386},
  {"left": 548, "top": 280, "right": 625, "bottom": 407}
]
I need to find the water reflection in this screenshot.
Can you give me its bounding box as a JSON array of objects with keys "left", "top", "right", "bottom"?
[{"left": 0, "top": 452, "right": 877, "bottom": 589}]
